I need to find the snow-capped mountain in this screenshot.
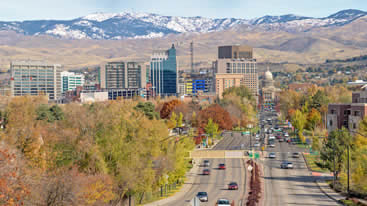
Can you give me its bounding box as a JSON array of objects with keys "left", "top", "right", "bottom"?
[{"left": 0, "top": 9, "right": 365, "bottom": 40}]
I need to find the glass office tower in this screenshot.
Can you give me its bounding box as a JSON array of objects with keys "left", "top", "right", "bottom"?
[{"left": 150, "top": 44, "right": 177, "bottom": 96}]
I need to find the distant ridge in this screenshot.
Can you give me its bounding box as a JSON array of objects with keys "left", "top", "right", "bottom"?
[{"left": 0, "top": 9, "right": 365, "bottom": 40}]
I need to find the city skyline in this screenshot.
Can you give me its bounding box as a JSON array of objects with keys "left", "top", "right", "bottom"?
[{"left": 1, "top": 0, "right": 366, "bottom": 21}]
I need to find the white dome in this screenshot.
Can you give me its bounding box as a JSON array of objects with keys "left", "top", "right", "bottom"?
[{"left": 265, "top": 70, "right": 273, "bottom": 81}]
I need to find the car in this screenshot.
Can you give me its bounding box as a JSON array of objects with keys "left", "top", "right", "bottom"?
[
  {"left": 216, "top": 198, "right": 231, "bottom": 206},
  {"left": 255, "top": 136, "right": 260, "bottom": 141},
  {"left": 268, "top": 152, "right": 276, "bottom": 158},
  {"left": 276, "top": 135, "right": 282, "bottom": 139},
  {"left": 269, "top": 136, "right": 275, "bottom": 140},
  {"left": 203, "top": 169, "right": 210, "bottom": 175},
  {"left": 281, "top": 161, "right": 293, "bottom": 169},
  {"left": 269, "top": 143, "right": 275, "bottom": 148},
  {"left": 284, "top": 133, "right": 289, "bottom": 137},
  {"left": 196, "top": 192, "right": 208, "bottom": 202},
  {"left": 203, "top": 160, "right": 210, "bottom": 167},
  {"left": 254, "top": 142, "right": 260, "bottom": 147},
  {"left": 218, "top": 163, "right": 226, "bottom": 170},
  {"left": 292, "top": 152, "right": 300, "bottom": 158},
  {"left": 228, "top": 182, "right": 239, "bottom": 190}
]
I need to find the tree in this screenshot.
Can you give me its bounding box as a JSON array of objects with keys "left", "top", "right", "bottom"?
[
  {"left": 319, "top": 128, "right": 352, "bottom": 180},
  {"left": 291, "top": 110, "right": 307, "bottom": 143},
  {"left": 310, "top": 90, "right": 329, "bottom": 112},
  {"left": 160, "top": 100, "right": 181, "bottom": 119},
  {"left": 205, "top": 119, "right": 219, "bottom": 146},
  {"left": 0, "top": 146, "right": 30, "bottom": 205},
  {"left": 197, "top": 104, "right": 233, "bottom": 130},
  {"left": 177, "top": 112, "right": 183, "bottom": 128},
  {"left": 134, "top": 102, "right": 159, "bottom": 120},
  {"left": 191, "top": 112, "right": 197, "bottom": 127},
  {"left": 307, "top": 108, "right": 321, "bottom": 137},
  {"left": 167, "top": 112, "right": 177, "bottom": 129}
]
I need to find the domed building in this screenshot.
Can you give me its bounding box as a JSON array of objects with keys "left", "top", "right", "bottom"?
[
  {"left": 263, "top": 70, "right": 274, "bottom": 88},
  {"left": 261, "top": 68, "right": 279, "bottom": 107}
]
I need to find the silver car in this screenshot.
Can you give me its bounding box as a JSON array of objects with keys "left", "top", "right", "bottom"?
[
  {"left": 268, "top": 152, "right": 276, "bottom": 159},
  {"left": 281, "top": 161, "right": 293, "bottom": 169}
]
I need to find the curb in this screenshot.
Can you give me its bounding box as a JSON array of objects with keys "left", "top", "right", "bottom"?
[
  {"left": 315, "top": 180, "right": 344, "bottom": 205},
  {"left": 143, "top": 161, "right": 199, "bottom": 206}
]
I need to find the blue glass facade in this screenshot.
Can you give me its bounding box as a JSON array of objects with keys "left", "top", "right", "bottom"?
[
  {"left": 192, "top": 79, "right": 206, "bottom": 94},
  {"left": 150, "top": 44, "right": 177, "bottom": 96}
]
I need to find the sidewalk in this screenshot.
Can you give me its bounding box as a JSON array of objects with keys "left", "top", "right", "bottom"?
[
  {"left": 315, "top": 179, "right": 344, "bottom": 205},
  {"left": 143, "top": 161, "right": 199, "bottom": 206}
]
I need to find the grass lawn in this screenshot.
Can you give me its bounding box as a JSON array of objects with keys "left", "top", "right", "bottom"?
[
  {"left": 339, "top": 199, "right": 360, "bottom": 206},
  {"left": 303, "top": 153, "right": 330, "bottom": 173}
]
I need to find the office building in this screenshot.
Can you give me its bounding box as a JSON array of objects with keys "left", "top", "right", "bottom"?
[
  {"left": 218, "top": 45, "right": 253, "bottom": 59},
  {"left": 327, "top": 86, "right": 367, "bottom": 133},
  {"left": 150, "top": 44, "right": 177, "bottom": 96},
  {"left": 215, "top": 73, "right": 244, "bottom": 99},
  {"left": 61, "top": 71, "right": 85, "bottom": 92},
  {"left": 10, "top": 61, "right": 62, "bottom": 100},
  {"left": 99, "top": 61, "right": 147, "bottom": 89},
  {"left": 213, "top": 54, "right": 258, "bottom": 98}
]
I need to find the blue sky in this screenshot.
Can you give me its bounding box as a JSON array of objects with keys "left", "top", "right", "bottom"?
[{"left": 1, "top": 0, "right": 366, "bottom": 21}]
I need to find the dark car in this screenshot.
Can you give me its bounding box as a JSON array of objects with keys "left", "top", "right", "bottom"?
[
  {"left": 219, "top": 163, "right": 226, "bottom": 170},
  {"left": 196, "top": 192, "right": 208, "bottom": 202},
  {"left": 203, "top": 160, "right": 210, "bottom": 167},
  {"left": 228, "top": 182, "right": 239, "bottom": 190},
  {"left": 292, "top": 152, "right": 300, "bottom": 158},
  {"left": 203, "top": 169, "right": 210, "bottom": 175}
]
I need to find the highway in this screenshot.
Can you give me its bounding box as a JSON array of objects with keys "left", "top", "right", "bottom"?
[
  {"left": 261, "top": 110, "right": 339, "bottom": 206},
  {"left": 160, "top": 132, "right": 249, "bottom": 206}
]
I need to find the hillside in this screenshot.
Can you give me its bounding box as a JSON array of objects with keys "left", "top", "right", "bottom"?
[{"left": 0, "top": 13, "right": 366, "bottom": 70}]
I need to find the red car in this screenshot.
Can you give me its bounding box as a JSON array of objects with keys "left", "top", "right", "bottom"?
[
  {"left": 203, "top": 169, "right": 210, "bottom": 175},
  {"left": 228, "top": 182, "right": 238, "bottom": 190},
  {"left": 218, "top": 163, "right": 226, "bottom": 170}
]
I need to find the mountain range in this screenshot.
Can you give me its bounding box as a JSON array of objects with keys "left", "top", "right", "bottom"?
[{"left": 0, "top": 9, "right": 366, "bottom": 40}]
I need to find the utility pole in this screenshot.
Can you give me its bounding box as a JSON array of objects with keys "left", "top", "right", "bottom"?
[
  {"left": 190, "top": 41, "right": 194, "bottom": 73},
  {"left": 347, "top": 145, "right": 350, "bottom": 197}
]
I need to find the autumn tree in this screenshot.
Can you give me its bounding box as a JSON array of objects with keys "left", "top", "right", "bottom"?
[
  {"left": 0, "top": 145, "right": 29, "bottom": 206},
  {"left": 160, "top": 99, "right": 182, "bottom": 119},
  {"left": 198, "top": 104, "right": 233, "bottom": 130},
  {"left": 291, "top": 109, "right": 307, "bottom": 143}
]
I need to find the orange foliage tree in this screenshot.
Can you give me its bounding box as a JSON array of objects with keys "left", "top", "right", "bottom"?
[
  {"left": 0, "top": 147, "right": 29, "bottom": 206},
  {"left": 160, "top": 99, "right": 182, "bottom": 119},
  {"left": 197, "top": 104, "right": 233, "bottom": 130}
]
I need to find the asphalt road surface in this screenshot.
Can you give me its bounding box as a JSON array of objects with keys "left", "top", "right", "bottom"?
[
  {"left": 161, "top": 133, "right": 247, "bottom": 206},
  {"left": 261, "top": 110, "right": 339, "bottom": 206}
]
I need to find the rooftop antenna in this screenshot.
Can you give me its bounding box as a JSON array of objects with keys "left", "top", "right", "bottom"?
[{"left": 190, "top": 41, "right": 194, "bottom": 73}]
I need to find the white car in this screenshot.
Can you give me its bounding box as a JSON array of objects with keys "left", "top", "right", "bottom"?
[
  {"left": 284, "top": 133, "right": 289, "bottom": 137},
  {"left": 216, "top": 198, "right": 231, "bottom": 206},
  {"left": 268, "top": 152, "right": 276, "bottom": 158},
  {"left": 269, "top": 136, "right": 275, "bottom": 140},
  {"left": 254, "top": 142, "right": 261, "bottom": 147}
]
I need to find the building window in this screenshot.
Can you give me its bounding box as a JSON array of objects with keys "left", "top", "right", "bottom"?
[
  {"left": 329, "top": 120, "right": 333, "bottom": 126},
  {"left": 353, "top": 123, "right": 357, "bottom": 129}
]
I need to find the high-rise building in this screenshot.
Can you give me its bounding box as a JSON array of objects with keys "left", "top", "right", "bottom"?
[
  {"left": 215, "top": 74, "right": 244, "bottom": 99},
  {"left": 150, "top": 44, "right": 177, "bottom": 96},
  {"left": 99, "top": 61, "right": 147, "bottom": 89},
  {"left": 61, "top": 71, "right": 85, "bottom": 92},
  {"left": 218, "top": 45, "right": 253, "bottom": 59},
  {"left": 10, "top": 61, "right": 62, "bottom": 100},
  {"left": 213, "top": 56, "right": 258, "bottom": 98}
]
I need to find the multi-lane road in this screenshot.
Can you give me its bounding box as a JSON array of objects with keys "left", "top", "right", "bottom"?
[
  {"left": 159, "top": 109, "right": 339, "bottom": 206},
  {"left": 161, "top": 132, "right": 249, "bottom": 206},
  {"left": 261, "top": 110, "right": 339, "bottom": 206}
]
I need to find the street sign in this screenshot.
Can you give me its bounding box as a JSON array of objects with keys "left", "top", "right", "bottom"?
[{"left": 255, "top": 153, "right": 260, "bottom": 159}]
